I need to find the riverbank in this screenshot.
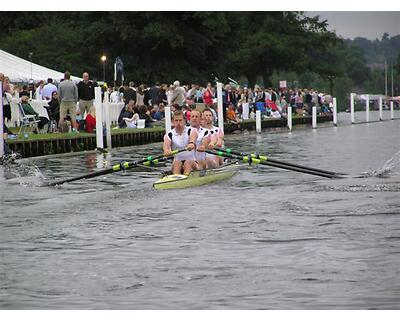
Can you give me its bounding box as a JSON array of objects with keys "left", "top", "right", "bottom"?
[{"left": 5, "top": 114, "right": 332, "bottom": 158}]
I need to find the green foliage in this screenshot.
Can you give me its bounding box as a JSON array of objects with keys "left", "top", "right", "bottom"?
[{"left": 0, "top": 11, "right": 397, "bottom": 97}]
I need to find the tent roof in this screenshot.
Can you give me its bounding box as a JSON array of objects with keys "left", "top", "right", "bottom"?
[{"left": 0, "top": 49, "right": 82, "bottom": 83}]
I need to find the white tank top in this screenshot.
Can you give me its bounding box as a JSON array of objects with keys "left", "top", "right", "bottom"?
[
  {"left": 205, "top": 126, "right": 224, "bottom": 159},
  {"left": 164, "top": 127, "right": 196, "bottom": 161},
  {"left": 190, "top": 126, "right": 209, "bottom": 161}
]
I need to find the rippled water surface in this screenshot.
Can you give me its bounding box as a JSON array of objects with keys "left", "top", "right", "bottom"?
[{"left": 1, "top": 112, "right": 400, "bottom": 309}]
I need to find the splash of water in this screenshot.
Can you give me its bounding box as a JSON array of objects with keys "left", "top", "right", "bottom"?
[
  {"left": 361, "top": 150, "right": 400, "bottom": 178},
  {"left": 2, "top": 161, "right": 45, "bottom": 187}
]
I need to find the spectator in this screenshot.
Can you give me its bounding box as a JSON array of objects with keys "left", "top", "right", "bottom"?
[
  {"left": 1, "top": 74, "right": 12, "bottom": 123},
  {"left": 19, "top": 85, "right": 30, "bottom": 98},
  {"left": 34, "top": 80, "right": 45, "bottom": 100},
  {"left": 123, "top": 106, "right": 140, "bottom": 128},
  {"left": 203, "top": 82, "right": 214, "bottom": 106},
  {"left": 136, "top": 84, "right": 145, "bottom": 106},
  {"left": 169, "top": 80, "right": 185, "bottom": 108},
  {"left": 153, "top": 102, "right": 165, "bottom": 121},
  {"left": 118, "top": 100, "right": 135, "bottom": 128},
  {"left": 20, "top": 95, "right": 49, "bottom": 133},
  {"left": 44, "top": 91, "right": 60, "bottom": 131},
  {"left": 138, "top": 105, "right": 154, "bottom": 128},
  {"left": 148, "top": 82, "right": 161, "bottom": 107},
  {"left": 85, "top": 107, "right": 97, "bottom": 133},
  {"left": 123, "top": 82, "right": 136, "bottom": 106},
  {"left": 110, "top": 87, "right": 122, "bottom": 103},
  {"left": 42, "top": 78, "right": 58, "bottom": 100},
  {"left": 58, "top": 71, "right": 79, "bottom": 132},
  {"left": 77, "top": 72, "right": 96, "bottom": 119}
]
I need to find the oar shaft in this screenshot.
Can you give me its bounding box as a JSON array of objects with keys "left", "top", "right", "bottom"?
[
  {"left": 215, "top": 147, "right": 343, "bottom": 176},
  {"left": 206, "top": 149, "right": 337, "bottom": 179},
  {"left": 44, "top": 149, "right": 185, "bottom": 186}
]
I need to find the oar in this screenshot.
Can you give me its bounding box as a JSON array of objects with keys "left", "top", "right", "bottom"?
[
  {"left": 206, "top": 149, "right": 340, "bottom": 179},
  {"left": 214, "top": 147, "right": 346, "bottom": 177},
  {"left": 44, "top": 149, "right": 186, "bottom": 186}
]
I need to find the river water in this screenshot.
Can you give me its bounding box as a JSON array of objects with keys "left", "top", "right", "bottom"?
[{"left": 1, "top": 111, "right": 400, "bottom": 309}]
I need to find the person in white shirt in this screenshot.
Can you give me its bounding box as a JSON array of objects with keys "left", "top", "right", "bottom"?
[
  {"left": 163, "top": 110, "right": 197, "bottom": 175},
  {"left": 42, "top": 78, "right": 58, "bottom": 100}
]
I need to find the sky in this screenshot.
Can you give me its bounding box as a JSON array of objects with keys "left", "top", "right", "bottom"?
[{"left": 306, "top": 11, "right": 400, "bottom": 40}]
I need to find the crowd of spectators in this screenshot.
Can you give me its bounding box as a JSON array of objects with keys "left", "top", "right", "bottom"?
[{"left": 2, "top": 70, "right": 336, "bottom": 137}]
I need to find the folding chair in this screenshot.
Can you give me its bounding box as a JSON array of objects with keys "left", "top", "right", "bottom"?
[{"left": 17, "top": 103, "right": 40, "bottom": 135}]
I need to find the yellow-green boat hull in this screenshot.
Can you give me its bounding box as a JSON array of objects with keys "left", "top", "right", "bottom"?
[{"left": 153, "top": 167, "right": 238, "bottom": 190}]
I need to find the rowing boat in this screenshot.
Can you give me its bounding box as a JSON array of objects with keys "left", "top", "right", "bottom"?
[{"left": 153, "top": 165, "right": 240, "bottom": 190}]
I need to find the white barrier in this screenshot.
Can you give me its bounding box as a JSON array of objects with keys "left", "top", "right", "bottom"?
[
  {"left": 333, "top": 98, "right": 337, "bottom": 126},
  {"left": 350, "top": 93, "right": 355, "bottom": 124},
  {"left": 165, "top": 106, "right": 171, "bottom": 133},
  {"left": 94, "top": 87, "right": 103, "bottom": 149},
  {"left": 312, "top": 106, "right": 317, "bottom": 129},
  {"left": 217, "top": 82, "right": 224, "bottom": 131},
  {"left": 366, "top": 94, "right": 369, "bottom": 122},
  {"left": 287, "top": 106, "right": 292, "bottom": 130},
  {"left": 390, "top": 101, "right": 394, "bottom": 119},
  {"left": 256, "top": 110, "right": 261, "bottom": 133},
  {"left": 379, "top": 97, "right": 383, "bottom": 121},
  {"left": 104, "top": 91, "right": 112, "bottom": 150}
]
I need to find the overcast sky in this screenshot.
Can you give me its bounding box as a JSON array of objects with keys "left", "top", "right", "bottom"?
[{"left": 307, "top": 11, "right": 400, "bottom": 40}]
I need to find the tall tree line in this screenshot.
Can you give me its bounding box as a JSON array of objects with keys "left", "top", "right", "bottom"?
[{"left": 0, "top": 11, "right": 398, "bottom": 95}]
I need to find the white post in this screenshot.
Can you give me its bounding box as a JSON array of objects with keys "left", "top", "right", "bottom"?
[
  {"left": 165, "top": 106, "right": 172, "bottom": 132},
  {"left": 333, "top": 97, "right": 337, "bottom": 126},
  {"left": 114, "top": 63, "right": 117, "bottom": 83},
  {"left": 312, "top": 106, "right": 317, "bottom": 129},
  {"left": 390, "top": 101, "right": 394, "bottom": 119},
  {"left": 365, "top": 94, "right": 369, "bottom": 122},
  {"left": 104, "top": 91, "right": 112, "bottom": 150},
  {"left": 29, "top": 90, "right": 33, "bottom": 100},
  {"left": 287, "top": 106, "right": 292, "bottom": 131},
  {"left": 379, "top": 97, "right": 383, "bottom": 121},
  {"left": 94, "top": 87, "right": 104, "bottom": 149},
  {"left": 217, "top": 82, "right": 224, "bottom": 131},
  {"left": 0, "top": 83, "right": 4, "bottom": 158},
  {"left": 256, "top": 110, "right": 261, "bottom": 133},
  {"left": 350, "top": 93, "right": 355, "bottom": 124}
]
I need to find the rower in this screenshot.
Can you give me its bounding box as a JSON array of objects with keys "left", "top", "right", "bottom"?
[
  {"left": 201, "top": 108, "right": 224, "bottom": 168},
  {"left": 188, "top": 109, "right": 210, "bottom": 170},
  {"left": 163, "top": 110, "right": 198, "bottom": 175}
]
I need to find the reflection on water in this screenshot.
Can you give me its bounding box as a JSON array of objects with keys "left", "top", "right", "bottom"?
[{"left": 1, "top": 114, "right": 400, "bottom": 309}]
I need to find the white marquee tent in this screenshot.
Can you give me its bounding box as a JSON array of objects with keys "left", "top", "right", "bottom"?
[{"left": 0, "top": 49, "right": 81, "bottom": 83}]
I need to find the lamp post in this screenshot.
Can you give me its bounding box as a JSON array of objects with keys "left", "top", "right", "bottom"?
[{"left": 101, "top": 55, "right": 107, "bottom": 82}]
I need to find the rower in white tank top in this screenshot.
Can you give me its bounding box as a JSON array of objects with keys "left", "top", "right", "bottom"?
[
  {"left": 164, "top": 127, "right": 196, "bottom": 161},
  {"left": 163, "top": 110, "right": 198, "bottom": 175}
]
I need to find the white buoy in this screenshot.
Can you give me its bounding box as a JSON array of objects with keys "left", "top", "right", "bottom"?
[
  {"left": 256, "top": 110, "right": 261, "bottom": 133},
  {"left": 379, "top": 97, "right": 383, "bottom": 121},
  {"left": 0, "top": 82, "right": 4, "bottom": 158},
  {"left": 390, "top": 101, "right": 394, "bottom": 120},
  {"left": 104, "top": 91, "right": 112, "bottom": 150},
  {"left": 350, "top": 93, "right": 355, "bottom": 124},
  {"left": 217, "top": 82, "right": 224, "bottom": 131},
  {"left": 94, "top": 87, "right": 104, "bottom": 149},
  {"left": 365, "top": 94, "right": 369, "bottom": 122},
  {"left": 333, "top": 97, "right": 337, "bottom": 126},
  {"left": 165, "top": 106, "right": 172, "bottom": 132},
  {"left": 312, "top": 106, "right": 317, "bottom": 129},
  {"left": 287, "top": 106, "right": 292, "bottom": 130}
]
